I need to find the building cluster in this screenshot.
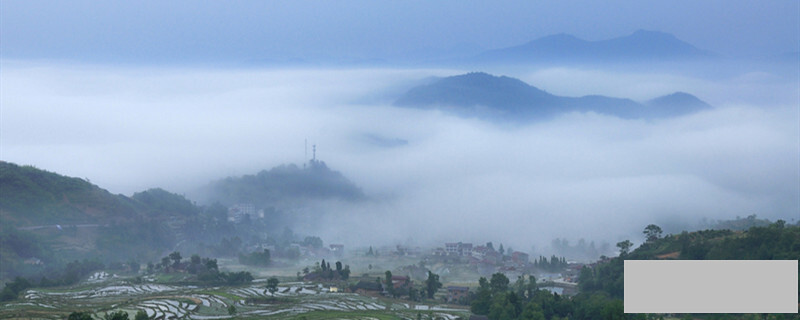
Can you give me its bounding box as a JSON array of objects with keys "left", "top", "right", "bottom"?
[
  {"left": 227, "top": 203, "right": 264, "bottom": 223},
  {"left": 431, "top": 242, "right": 533, "bottom": 275}
]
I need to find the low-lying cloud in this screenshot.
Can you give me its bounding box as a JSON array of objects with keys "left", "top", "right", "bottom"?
[{"left": 2, "top": 61, "right": 797, "bottom": 251}]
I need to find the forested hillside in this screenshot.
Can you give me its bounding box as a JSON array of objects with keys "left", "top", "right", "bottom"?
[
  {"left": 0, "top": 161, "right": 141, "bottom": 226},
  {"left": 578, "top": 221, "right": 799, "bottom": 313}
]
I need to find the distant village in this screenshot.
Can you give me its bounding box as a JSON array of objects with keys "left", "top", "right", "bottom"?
[{"left": 225, "top": 202, "right": 598, "bottom": 302}]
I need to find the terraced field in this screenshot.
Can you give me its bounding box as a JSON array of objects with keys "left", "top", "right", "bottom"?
[{"left": 1, "top": 275, "right": 469, "bottom": 320}]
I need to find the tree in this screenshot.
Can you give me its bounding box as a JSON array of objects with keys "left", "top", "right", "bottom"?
[
  {"left": 385, "top": 271, "right": 394, "bottom": 296},
  {"left": 169, "top": 251, "right": 182, "bottom": 267},
  {"left": 471, "top": 277, "right": 492, "bottom": 315},
  {"left": 68, "top": 312, "right": 94, "bottom": 320},
  {"left": 188, "top": 254, "right": 202, "bottom": 274},
  {"left": 134, "top": 310, "right": 148, "bottom": 320},
  {"left": 643, "top": 224, "right": 663, "bottom": 242},
  {"left": 341, "top": 265, "right": 351, "bottom": 280},
  {"left": 490, "top": 272, "right": 510, "bottom": 294},
  {"left": 514, "top": 276, "right": 527, "bottom": 299},
  {"left": 0, "top": 277, "right": 31, "bottom": 301},
  {"left": 616, "top": 240, "right": 632, "bottom": 256},
  {"left": 335, "top": 261, "right": 343, "bottom": 272},
  {"left": 321, "top": 259, "right": 327, "bottom": 272},
  {"left": 205, "top": 258, "right": 218, "bottom": 272},
  {"left": 425, "top": 271, "right": 442, "bottom": 299},
  {"left": 499, "top": 244, "right": 505, "bottom": 255},
  {"left": 266, "top": 277, "right": 279, "bottom": 295},
  {"left": 409, "top": 287, "right": 420, "bottom": 302},
  {"left": 190, "top": 254, "right": 201, "bottom": 265},
  {"left": 103, "top": 311, "right": 129, "bottom": 320}
]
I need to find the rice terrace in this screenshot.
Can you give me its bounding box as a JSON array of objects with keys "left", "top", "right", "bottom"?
[{"left": 2, "top": 271, "right": 469, "bottom": 320}]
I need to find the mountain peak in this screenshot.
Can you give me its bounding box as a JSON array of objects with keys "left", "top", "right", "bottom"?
[
  {"left": 629, "top": 29, "right": 676, "bottom": 39},
  {"left": 473, "top": 30, "right": 711, "bottom": 64},
  {"left": 395, "top": 72, "right": 712, "bottom": 121}
]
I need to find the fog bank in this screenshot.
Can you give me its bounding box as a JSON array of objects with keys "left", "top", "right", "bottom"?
[{"left": 2, "top": 62, "right": 797, "bottom": 249}]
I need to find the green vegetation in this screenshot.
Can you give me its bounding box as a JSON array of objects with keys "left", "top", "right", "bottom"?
[
  {"left": 239, "top": 249, "right": 271, "bottom": 266},
  {"left": 533, "top": 255, "right": 568, "bottom": 272},
  {"left": 471, "top": 273, "right": 589, "bottom": 320},
  {"left": 424, "top": 271, "right": 442, "bottom": 299},
  {"left": 0, "top": 259, "right": 105, "bottom": 302},
  {"left": 577, "top": 222, "right": 800, "bottom": 319},
  {"left": 203, "top": 159, "right": 365, "bottom": 209},
  {"left": 304, "top": 259, "right": 351, "bottom": 281},
  {"left": 68, "top": 312, "right": 94, "bottom": 320},
  {"left": 466, "top": 222, "right": 800, "bottom": 320},
  {"left": 0, "top": 161, "right": 140, "bottom": 226}
]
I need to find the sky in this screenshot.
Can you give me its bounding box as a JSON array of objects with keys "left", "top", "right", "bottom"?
[
  {"left": 1, "top": 1, "right": 798, "bottom": 248},
  {"left": 1, "top": 1, "right": 798, "bottom": 63}
]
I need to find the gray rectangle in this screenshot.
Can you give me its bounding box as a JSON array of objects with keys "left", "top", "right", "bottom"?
[{"left": 625, "top": 260, "right": 798, "bottom": 313}]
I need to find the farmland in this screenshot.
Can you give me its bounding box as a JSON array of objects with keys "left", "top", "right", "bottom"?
[{"left": 0, "top": 272, "right": 470, "bottom": 320}]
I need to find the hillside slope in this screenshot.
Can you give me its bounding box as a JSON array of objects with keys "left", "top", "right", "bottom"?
[{"left": 0, "top": 162, "right": 141, "bottom": 226}]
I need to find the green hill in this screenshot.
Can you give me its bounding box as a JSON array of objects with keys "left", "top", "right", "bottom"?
[
  {"left": 0, "top": 161, "right": 141, "bottom": 226},
  {"left": 0, "top": 161, "right": 206, "bottom": 281},
  {"left": 579, "top": 221, "right": 800, "bottom": 299},
  {"left": 200, "top": 159, "right": 365, "bottom": 208}
]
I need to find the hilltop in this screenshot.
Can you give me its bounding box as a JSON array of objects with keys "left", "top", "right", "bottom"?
[
  {"left": 0, "top": 161, "right": 202, "bottom": 227},
  {"left": 394, "top": 72, "right": 711, "bottom": 121},
  {"left": 199, "top": 159, "right": 365, "bottom": 209},
  {"left": 0, "top": 161, "right": 139, "bottom": 226},
  {"left": 472, "top": 30, "right": 714, "bottom": 65}
]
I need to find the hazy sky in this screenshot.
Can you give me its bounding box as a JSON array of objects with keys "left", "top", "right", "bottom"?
[{"left": 2, "top": 0, "right": 798, "bottom": 63}]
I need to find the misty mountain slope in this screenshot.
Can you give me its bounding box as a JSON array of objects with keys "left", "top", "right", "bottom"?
[
  {"left": 394, "top": 72, "right": 711, "bottom": 121},
  {"left": 0, "top": 161, "right": 201, "bottom": 226},
  {"left": 473, "top": 30, "right": 714, "bottom": 64},
  {"left": 132, "top": 188, "right": 200, "bottom": 217},
  {"left": 201, "top": 159, "right": 365, "bottom": 208},
  {"left": 0, "top": 161, "right": 140, "bottom": 226},
  {"left": 644, "top": 91, "right": 713, "bottom": 117},
  {"left": 394, "top": 72, "right": 564, "bottom": 118}
]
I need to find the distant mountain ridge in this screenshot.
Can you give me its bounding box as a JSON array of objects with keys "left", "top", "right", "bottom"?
[
  {"left": 473, "top": 30, "right": 714, "bottom": 64},
  {"left": 394, "top": 72, "right": 711, "bottom": 121}
]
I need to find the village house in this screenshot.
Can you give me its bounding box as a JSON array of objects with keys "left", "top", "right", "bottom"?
[
  {"left": 349, "top": 280, "right": 382, "bottom": 295},
  {"left": 329, "top": 244, "right": 344, "bottom": 257},
  {"left": 446, "top": 286, "right": 469, "bottom": 303},
  {"left": 511, "top": 251, "right": 530, "bottom": 266},
  {"left": 445, "top": 242, "right": 473, "bottom": 256},
  {"left": 391, "top": 275, "right": 411, "bottom": 289},
  {"left": 227, "top": 203, "right": 256, "bottom": 222}
]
